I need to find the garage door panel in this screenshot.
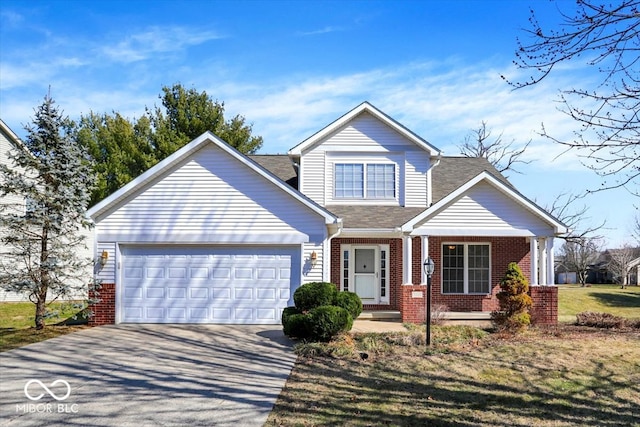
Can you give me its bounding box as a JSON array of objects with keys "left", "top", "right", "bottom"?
[{"left": 120, "top": 245, "right": 298, "bottom": 324}]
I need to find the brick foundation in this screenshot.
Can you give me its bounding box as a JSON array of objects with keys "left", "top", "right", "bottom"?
[
  {"left": 529, "top": 285, "right": 558, "bottom": 325},
  {"left": 400, "top": 284, "right": 427, "bottom": 323},
  {"left": 89, "top": 283, "right": 116, "bottom": 326}
]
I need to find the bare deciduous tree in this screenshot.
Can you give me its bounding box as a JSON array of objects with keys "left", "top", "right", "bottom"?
[
  {"left": 459, "top": 121, "right": 532, "bottom": 177},
  {"left": 545, "top": 191, "right": 606, "bottom": 241},
  {"left": 608, "top": 244, "right": 637, "bottom": 288},
  {"left": 559, "top": 237, "right": 602, "bottom": 286},
  {"left": 506, "top": 0, "right": 640, "bottom": 195}
]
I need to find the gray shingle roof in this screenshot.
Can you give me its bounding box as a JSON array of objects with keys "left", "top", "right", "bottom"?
[
  {"left": 249, "top": 155, "right": 298, "bottom": 189},
  {"left": 251, "top": 154, "right": 511, "bottom": 229},
  {"left": 431, "top": 157, "right": 511, "bottom": 204}
]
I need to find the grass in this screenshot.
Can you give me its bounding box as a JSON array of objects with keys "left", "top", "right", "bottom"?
[
  {"left": 0, "top": 301, "right": 88, "bottom": 352},
  {"left": 266, "top": 325, "right": 640, "bottom": 427},
  {"left": 558, "top": 284, "right": 640, "bottom": 323}
]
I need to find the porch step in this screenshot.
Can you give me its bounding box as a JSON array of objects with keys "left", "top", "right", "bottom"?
[{"left": 358, "top": 310, "right": 401, "bottom": 321}]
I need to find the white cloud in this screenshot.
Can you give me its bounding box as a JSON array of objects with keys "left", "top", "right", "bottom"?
[{"left": 102, "top": 26, "right": 225, "bottom": 63}]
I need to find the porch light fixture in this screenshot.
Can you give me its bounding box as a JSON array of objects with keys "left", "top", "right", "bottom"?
[
  {"left": 310, "top": 251, "right": 318, "bottom": 268},
  {"left": 423, "top": 257, "right": 435, "bottom": 346},
  {"left": 100, "top": 250, "right": 109, "bottom": 267}
]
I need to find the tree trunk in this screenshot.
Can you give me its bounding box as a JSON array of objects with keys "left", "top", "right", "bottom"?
[{"left": 34, "top": 296, "right": 46, "bottom": 330}]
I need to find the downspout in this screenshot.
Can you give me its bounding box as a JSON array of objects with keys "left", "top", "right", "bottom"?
[
  {"left": 426, "top": 154, "right": 442, "bottom": 207},
  {"left": 323, "top": 220, "right": 343, "bottom": 283}
]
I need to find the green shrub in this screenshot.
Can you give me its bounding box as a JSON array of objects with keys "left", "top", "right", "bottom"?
[
  {"left": 281, "top": 306, "right": 301, "bottom": 325},
  {"left": 283, "top": 313, "right": 311, "bottom": 339},
  {"left": 334, "top": 291, "right": 363, "bottom": 319},
  {"left": 491, "top": 262, "right": 532, "bottom": 331},
  {"left": 293, "top": 282, "right": 338, "bottom": 312},
  {"left": 308, "top": 305, "right": 353, "bottom": 342}
]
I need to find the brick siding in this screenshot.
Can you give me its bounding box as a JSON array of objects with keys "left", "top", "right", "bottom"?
[
  {"left": 89, "top": 283, "right": 116, "bottom": 326},
  {"left": 529, "top": 285, "right": 558, "bottom": 325},
  {"left": 331, "top": 238, "right": 402, "bottom": 310}
]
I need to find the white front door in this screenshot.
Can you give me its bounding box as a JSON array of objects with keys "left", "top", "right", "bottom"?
[
  {"left": 342, "top": 245, "right": 389, "bottom": 305},
  {"left": 354, "top": 248, "right": 376, "bottom": 302}
]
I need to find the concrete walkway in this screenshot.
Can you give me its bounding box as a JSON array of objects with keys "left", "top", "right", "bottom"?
[
  {"left": 0, "top": 325, "right": 296, "bottom": 427},
  {"left": 351, "top": 320, "right": 409, "bottom": 333}
]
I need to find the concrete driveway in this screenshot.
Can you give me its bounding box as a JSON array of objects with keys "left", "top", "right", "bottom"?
[{"left": 0, "top": 325, "right": 296, "bottom": 427}]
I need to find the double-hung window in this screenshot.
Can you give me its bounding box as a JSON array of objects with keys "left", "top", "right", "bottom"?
[
  {"left": 442, "top": 243, "right": 490, "bottom": 294},
  {"left": 335, "top": 163, "right": 395, "bottom": 200}
]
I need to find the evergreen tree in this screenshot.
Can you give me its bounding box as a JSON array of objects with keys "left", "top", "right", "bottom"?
[
  {"left": 491, "top": 262, "right": 533, "bottom": 331},
  {"left": 0, "top": 95, "right": 95, "bottom": 329}
]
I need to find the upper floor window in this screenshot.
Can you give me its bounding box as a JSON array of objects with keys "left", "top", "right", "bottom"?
[
  {"left": 335, "top": 163, "right": 395, "bottom": 199},
  {"left": 442, "top": 243, "right": 490, "bottom": 294}
]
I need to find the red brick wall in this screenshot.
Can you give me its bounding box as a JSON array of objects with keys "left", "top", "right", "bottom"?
[
  {"left": 331, "top": 238, "right": 402, "bottom": 310},
  {"left": 530, "top": 285, "right": 558, "bottom": 325},
  {"left": 427, "top": 236, "right": 531, "bottom": 312},
  {"left": 399, "top": 284, "right": 427, "bottom": 323},
  {"left": 89, "top": 283, "right": 116, "bottom": 326},
  {"left": 412, "top": 236, "right": 423, "bottom": 285}
]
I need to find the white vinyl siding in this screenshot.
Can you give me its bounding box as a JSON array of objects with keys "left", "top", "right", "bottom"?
[
  {"left": 404, "top": 150, "right": 429, "bottom": 207},
  {"left": 416, "top": 182, "right": 555, "bottom": 236},
  {"left": 95, "top": 143, "right": 326, "bottom": 244},
  {"left": 303, "top": 243, "right": 324, "bottom": 283},
  {"left": 442, "top": 243, "right": 491, "bottom": 294},
  {"left": 95, "top": 242, "right": 117, "bottom": 283},
  {"left": 299, "top": 112, "right": 431, "bottom": 207}
]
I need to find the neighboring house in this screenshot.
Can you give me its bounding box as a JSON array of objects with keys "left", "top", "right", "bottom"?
[
  {"left": 0, "top": 119, "right": 92, "bottom": 301},
  {"left": 87, "top": 102, "right": 568, "bottom": 325},
  {"left": 629, "top": 257, "right": 640, "bottom": 286}
]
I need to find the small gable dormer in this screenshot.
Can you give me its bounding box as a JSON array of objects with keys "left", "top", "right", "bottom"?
[{"left": 289, "top": 102, "right": 441, "bottom": 208}]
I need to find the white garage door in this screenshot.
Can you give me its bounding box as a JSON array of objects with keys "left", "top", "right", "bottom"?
[{"left": 120, "top": 245, "right": 300, "bottom": 324}]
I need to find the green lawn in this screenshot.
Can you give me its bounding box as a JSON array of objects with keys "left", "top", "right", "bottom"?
[
  {"left": 0, "top": 301, "right": 88, "bottom": 352},
  {"left": 557, "top": 284, "right": 640, "bottom": 323}
]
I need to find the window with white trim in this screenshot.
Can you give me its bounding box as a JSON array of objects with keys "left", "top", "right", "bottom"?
[
  {"left": 335, "top": 163, "right": 395, "bottom": 200},
  {"left": 442, "top": 243, "right": 490, "bottom": 294}
]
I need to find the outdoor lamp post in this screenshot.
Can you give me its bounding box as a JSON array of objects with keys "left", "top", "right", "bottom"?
[{"left": 423, "top": 257, "right": 435, "bottom": 346}]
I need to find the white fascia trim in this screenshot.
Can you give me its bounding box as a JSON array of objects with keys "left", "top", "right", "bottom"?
[
  {"left": 95, "top": 231, "right": 310, "bottom": 244},
  {"left": 339, "top": 228, "right": 405, "bottom": 238},
  {"left": 288, "top": 102, "right": 441, "bottom": 157},
  {"left": 411, "top": 228, "right": 535, "bottom": 237},
  {"left": 402, "top": 171, "right": 569, "bottom": 235},
  {"left": 88, "top": 131, "right": 340, "bottom": 226}
]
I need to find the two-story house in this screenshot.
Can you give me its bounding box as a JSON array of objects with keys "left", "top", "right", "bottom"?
[{"left": 87, "top": 102, "right": 567, "bottom": 326}]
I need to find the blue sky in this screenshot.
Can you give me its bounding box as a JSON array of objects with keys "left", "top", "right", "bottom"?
[{"left": 0, "top": 0, "right": 636, "bottom": 248}]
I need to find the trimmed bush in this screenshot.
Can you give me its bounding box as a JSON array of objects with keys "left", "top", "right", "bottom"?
[
  {"left": 293, "top": 282, "right": 338, "bottom": 312},
  {"left": 283, "top": 313, "right": 311, "bottom": 339},
  {"left": 334, "top": 291, "right": 363, "bottom": 319},
  {"left": 308, "top": 305, "right": 353, "bottom": 342},
  {"left": 491, "top": 262, "right": 532, "bottom": 331},
  {"left": 282, "top": 306, "right": 302, "bottom": 325}
]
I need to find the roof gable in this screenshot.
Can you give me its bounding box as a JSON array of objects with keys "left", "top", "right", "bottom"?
[
  {"left": 288, "top": 102, "right": 441, "bottom": 157},
  {"left": 403, "top": 171, "right": 569, "bottom": 236},
  {"left": 88, "top": 132, "right": 338, "bottom": 226}
]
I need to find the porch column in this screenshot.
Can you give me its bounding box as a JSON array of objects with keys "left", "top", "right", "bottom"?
[
  {"left": 403, "top": 235, "right": 412, "bottom": 284},
  {"left": 546, "top": 237, "right": 555, "bottom": 285},
  {"left": 530, "top": 238, "right": 539, "bottom": 285},
  {"left": 421, "top": 236, "right": 429, "bottom": 284},
  {"left": 539, "top": 237, "right": 548, "bottom": 285}
]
